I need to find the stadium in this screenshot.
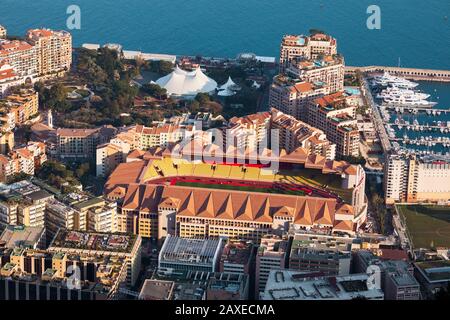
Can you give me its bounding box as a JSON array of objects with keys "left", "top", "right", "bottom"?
[{"left": 105, "top": 146, "right": 368, "bottom": 241}]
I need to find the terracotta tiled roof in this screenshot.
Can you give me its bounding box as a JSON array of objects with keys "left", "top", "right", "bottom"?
[{"left": 333, "top": 220, "right": 354, "bottom": 232}]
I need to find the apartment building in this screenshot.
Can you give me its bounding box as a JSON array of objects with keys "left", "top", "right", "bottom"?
[
  {"left": 73, "top": 197, "right": 118, "bottom": 233},
  {"left": 255, "top": 235, "right": 290, "bottom": 298},
  {"left": 18, "top": 190, "right": 53, "bottom": 228},
  {"left": 0, "top": 89, "right": 39, "bottom": 125},
  {"left": 308, "top": 33, "right": 338, "bottom": 58},
  {"left": 384, "top": 153, "right": 450, "bottom": 204},
  {"left": 136, "top": 123, "right": 194, "bottom": 149},
  {"left": 0, "top": 40, "right": 38, "bottom": 79},
  {"left": 269, "top": 77, "right": 327, "bottom": 120},
  {"left": 45, "top": 199, "right": 77, "bottom": 240},
  {"left": 0, "top": 229, "right": 141, "bottom": 299},
  {"left": 0, "top": 199, "right": 19, "bottom": 225},
  {"left": 96, "top": 143, "right": 127, "bottom": 177},
  {"left": 0, "top": 248, "right": 127, "bottom": 300},
  {"left": 0, "top": 104, "right": 16, "bottom": 133},
  {"left": 0, "top": 141, "right": 46, "bottom": 182},
  {"left": 271, "top": 108, "right": 336, "bottom": 159},
  {"left": 307, "top": 92, "right": 359, "bottom": 157},
  {"left": 0, "top": 150, "right": 34, "bottom": 181},
  {"left": 0, "top": 61, "right": 23, "bottom": 98},
  {"left": 21, "top": 141, "right": 47, "bottom": 168},
  {"left": 48, "top": 229, "right": 142, "bottom": 287},
  {"left": 26, "top": 29, "right": 72, "bottom": 76},
  {"left": 289, "top": 246, "right": 351, "bottom": 276},
  {"left": 227, "top": 112, "right": 271, "bottom": 151},
  {"left": 96, "top": 126, "right": 141, "bottom": 177},
  {"left": 272, "top": 33, "right": 344, "bottom": 123},
  {"left": 279, "top": 33, "right": 337, "bottom": 73},
  {"left": 286, "top": 54, "right": 344, "bottom": 95},
  {"left": 57, "top": 126, "right": 117, "bottom": 160},
  {"left": 219, "top": 241, "right": 255, "bottom": 276},
  {"left": 354, "top": 250, "right": 420, "bottom": 300}
]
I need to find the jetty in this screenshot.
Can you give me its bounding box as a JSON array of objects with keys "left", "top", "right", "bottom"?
[
  {"left": 383, "top": 106, "right": 450, "bottom": 114},
  {"left": 346, "top": 66, "right": 450, "bottom": 82}
]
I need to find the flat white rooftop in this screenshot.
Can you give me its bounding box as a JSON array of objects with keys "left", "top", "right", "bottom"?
[{"left": 263, "top": 270, "right": 384, "bottom": 300}]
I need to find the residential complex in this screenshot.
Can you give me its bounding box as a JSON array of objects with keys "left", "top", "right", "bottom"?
[
  {"left": 0, "top": 40, "right": 38, "bottom": 80},
  {"left": 269, "top": 32, "right": 361, "bottom": 158},
  {"left": 271, "top": 108, "right": 336, "bottom": 159},
  {"left": 0, "top": 89, "right": 39, "bottom": 125},
  {"left": 0, "top": 181, "right": 117, "bottom": 241},
  {"left": 0, "top": 229, "right": 141, "bottom": 300},
  {"left": 26, "top": 29, "right": 72, "bottom": 76},
  {"left": 96, "top": 124, "right": 194, "bottom": 177},
  {"left": 57, "top": 126, "right": 117, "bottom": 160},
  {"left": 255, "top": 235, "right": 290, "bottom": 297},
  {"left": 306, "top": 92, "right": 360, "bottom": 157},
  {"left": 0, "top": 27, "right": 71, "bottom": 98},
  {"left": 384, "top": 153, "right": 450, "bottom": 204},
  {"left": 0, "top": 225, "right": 45, "bottom": 249},
  {"left": 227, "top": 112, "right": 271, "bottom": 151},
  {"left": 269, "top": 77, "right": 327, "bottom": 120},
  {"left": 279, "top": 33, "right": 337, "bottom": 73},
  {"left": 0, "top": 141, "right": 47, "bottom": 182},
  {"left": 47, "top": 229, "right": 142, "bottom": 287},
  {"left": 272, "top": 32, "right": 344, "bottom": 120},
  {"left": 285, "top": 54, "right": 344, "bottom": 94}
]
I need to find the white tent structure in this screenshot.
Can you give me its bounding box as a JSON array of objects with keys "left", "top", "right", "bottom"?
[
  {"left": 218, "top": 76, "right": 240, "bottom": 91},
  {"left": 217, "top": 88, "right": 236, "bottom": 97},
  {"left": 155, "top": 65, "right": 217, "bottom": 97},
  {"left": 251, "top": 80, "right": 261, "bottom": 89}
]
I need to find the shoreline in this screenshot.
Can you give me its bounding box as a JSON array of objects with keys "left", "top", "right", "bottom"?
[{"left": 75, "top": 45, "right": 450, "bottom": 83}]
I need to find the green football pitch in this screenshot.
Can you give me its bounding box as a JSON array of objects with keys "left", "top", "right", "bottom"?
[{"left": 397, "top": 205, "right": 450, "bottom": 249}]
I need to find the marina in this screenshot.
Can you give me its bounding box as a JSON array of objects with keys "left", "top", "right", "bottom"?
[{"left": 367, "top": 72, "right": 450, "bottom": 157}]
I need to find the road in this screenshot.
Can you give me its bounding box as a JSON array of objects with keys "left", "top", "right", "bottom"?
[
  {"left": 361, "top": 78, "right": 391, "bottom": 154},
  {"left": 392, "top": 206, "right": 413, "bottom": 254}
]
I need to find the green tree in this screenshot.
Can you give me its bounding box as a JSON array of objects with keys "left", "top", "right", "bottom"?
[
  {"left": 76, "top": 162, "right": 90, "bottom": 179},
  {"left": 142, "top": 83, "right": 167, "bottom": 99},
  {"left": 195, "top": 92, "right": 210, "bottom": 105}
]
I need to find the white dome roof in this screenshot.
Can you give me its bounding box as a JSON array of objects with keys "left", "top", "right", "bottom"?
[{"left": 156, "top": 65, "right": 217, "bottom": 97}]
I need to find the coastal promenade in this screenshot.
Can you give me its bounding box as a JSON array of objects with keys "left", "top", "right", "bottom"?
[{"left": 346, "top": 66, "right": 450, "bottom": 82}]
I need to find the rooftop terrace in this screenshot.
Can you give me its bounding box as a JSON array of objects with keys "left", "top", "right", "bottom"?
[{"left": 50, "top": 229, "right": 136, "bottom": 254}]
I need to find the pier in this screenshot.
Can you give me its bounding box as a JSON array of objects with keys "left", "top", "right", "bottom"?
[
  {"left": 388, "top": 123, "right": 450, "bottom": 130},
  {"left": 346, "top": 66, "right": 450, "bottom": 82},
  {"left": 383, "top": 105, "right": 450, "bottom": 114},
  {"left": 389, "top": 137, "right": 450, "bottom": 147}
]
